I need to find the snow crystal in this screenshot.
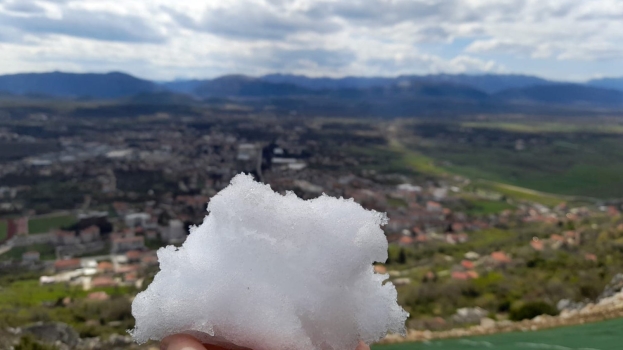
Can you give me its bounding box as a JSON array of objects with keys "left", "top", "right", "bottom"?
[{"left": 130, "top": 173, "right": 407, "bottom": 350}]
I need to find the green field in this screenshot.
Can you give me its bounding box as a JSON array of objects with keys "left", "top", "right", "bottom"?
[
  {"left": 0, "top": 278, "right": 136, "bottom": 337},
  {"left": 0, "top": 243, "right": 56, "bottom": 261},
  {"left": 462, "top": 121, "right": 623, "bottom": 134},
  {"left": 373, "top": 317, "right": 623, "bottom": 350},
  {"left": 463, "top": 198, "right": 515, "bottom": 215},
  {"left": 404, "top": 121, "right": 623, "bottom": 199},
  {"left": 28, "top": 214, "right": 76, "bottom": 234},
  {"left": 0, "top": 220, "right": 6, "bottom": 242}
]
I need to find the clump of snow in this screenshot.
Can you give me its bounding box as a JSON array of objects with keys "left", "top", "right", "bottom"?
[{"left": 130, "top": 173, "right": 407, "bottom": 350}]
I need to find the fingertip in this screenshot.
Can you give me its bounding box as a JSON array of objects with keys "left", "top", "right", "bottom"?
[
  {"left": 161, "top": 334, "right": 207, "bottom": 350},
  {"left": 356, "top": 340, "right": 371, "bottom": 350}
]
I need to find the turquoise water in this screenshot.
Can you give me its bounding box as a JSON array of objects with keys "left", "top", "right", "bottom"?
[{"left": 373, "top": 318, "right": 623, "bottom": 350}]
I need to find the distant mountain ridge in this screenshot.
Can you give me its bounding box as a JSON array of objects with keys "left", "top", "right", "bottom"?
[
  {"left": 495, "top": 84, "right": 623, "bottom": 107},
  {"left": 0, "top": 71, "right": 622, "bottom": 112},
  {"left": 0, "top": 71, "right": 160, "bottom": 99},
  {"left": 587, "top": 77, "right": 623, "bottom": 92},
  {"left": 262, "top": 73, "right": 551, "bottom": 94}
]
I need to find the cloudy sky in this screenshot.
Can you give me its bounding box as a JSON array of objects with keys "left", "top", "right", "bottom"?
[{"left": 0, "top": 0, "right": 622, "bottom": 81}]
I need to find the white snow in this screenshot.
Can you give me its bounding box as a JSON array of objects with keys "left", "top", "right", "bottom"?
[{"left": 130, "top": 173, "right": 407, "bottom": 350}]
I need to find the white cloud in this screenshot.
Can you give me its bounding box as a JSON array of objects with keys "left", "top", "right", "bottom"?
[{"left": 0, "top": 0, "right": 621, "bottom": 80}]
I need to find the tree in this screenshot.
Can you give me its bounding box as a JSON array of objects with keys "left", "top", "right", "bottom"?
[
  {"left": 509, "top": 301, "right": 558, "bottom": 321},
  {"left": 398, "top": 248, "right": 407, "bottom": 264}
]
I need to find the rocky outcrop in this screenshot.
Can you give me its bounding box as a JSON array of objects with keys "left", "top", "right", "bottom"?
[
  {"left": 598, "top": 273, "right": 623, "bottom": 301},
  {"left": 5, "top": 323, "right": 157, "bottom": 350},
  {"left": 23, "top": 322, "right": 80, "bottom": 349},
  {"left": 451, "top": 307, "right": 488, "bottom": 324}
]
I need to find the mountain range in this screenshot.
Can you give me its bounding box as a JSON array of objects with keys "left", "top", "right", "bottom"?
[
  {"left": 0, "top": 72, "right": 160, "bottom": 99},
  {"left": 0, "top": 71, "right": 622, "bottom": 114}
]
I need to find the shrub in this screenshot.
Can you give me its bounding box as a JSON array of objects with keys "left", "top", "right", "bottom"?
[
  {"left": 509, "top": 301, "right": 558, "bottom": 321},
  {"left": 14, "top": 336, "right": 58, "bottom": 350}
]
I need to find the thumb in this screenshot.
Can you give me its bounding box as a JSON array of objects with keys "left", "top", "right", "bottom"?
[
  {"left": 356, "top": 340, "right": 371, "bottom": 350},
  {"left": 161, "top": 334, "right": 230, "bottom": 350}
]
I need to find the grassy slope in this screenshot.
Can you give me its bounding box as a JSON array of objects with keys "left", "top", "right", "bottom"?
[
  {"left": 472, "top": 181, "right": 570, "bottom": 207},
  {"left": 463, "top": 197, "right": 515, "bottom": 215},
  {"left": 403, "top": 120, "right": 623, "bottom": 199}
]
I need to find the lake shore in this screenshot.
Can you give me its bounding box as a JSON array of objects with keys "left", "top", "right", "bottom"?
[{"left": 380, "top": 290, "right": 623, "bottom": 344}]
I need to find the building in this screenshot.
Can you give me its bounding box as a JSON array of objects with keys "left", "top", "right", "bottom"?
[
  {"left": 125, "top": 213, "right": 151, "bottom": 228},
  {"left": 111, "top": 236, "right": 145, "bottom": 254},
  {"left": 144, "top": 229, "right": 158, "bottom": 240},
  {"left": 97, "top": 261, "right": 114, "bottom": 273},
  {"left": 426, "top": 201, "right": 443, "bottom": 212},
  {"left": 398, "top": 236, "right": 414, "bottom": 246},
  {"left": 163, "top": 219, "right": 186, "bottom": 244},
  {"left": 6, "top": 217, "right": 28, "bottom": 240},
  {"left": 91, "top": 276, "right": 117, "bottom": 288},
  {"left": 461, "top": 260, "right": 475, "bottom": 270},
  {"left": 22, "top": 251, "right": 40, "bottom": 262},
  {"left": 491, "top": 251, "right": 512, "bottom": 265},
  {"left": 87, "top": 291, "right": 110, "bottom": 301},
  {"left": 237, "top": 143, "right": 258, "bottom": 161},
  {"left": 54, "top": 258, "right": 81, "bottom": 272},
  {"left": 530, "top": 239, "right": 544, "bottom": 251},
  {"left": 52, "top": 230, "right": 79, "bottom": 246},
  {"left": 141, "top": 254, "right": 158, "bottom": 266},
  {"left": 126, "top": 250, "right": 143, "bottom": 262},
  {"left": 79, "top": 225, "right": 101, "bottom": 243}
]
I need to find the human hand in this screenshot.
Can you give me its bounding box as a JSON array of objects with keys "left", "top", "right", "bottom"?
[{"left": 160, "top": 334, "right": 371, "bottom": 350}]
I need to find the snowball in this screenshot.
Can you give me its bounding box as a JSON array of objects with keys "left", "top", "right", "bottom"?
[{"left": 130, "top": 173, "right": 408, "bottom": 350}]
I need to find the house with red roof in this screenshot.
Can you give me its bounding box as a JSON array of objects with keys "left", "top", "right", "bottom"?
[
  {"left": 141, "top": 254, "right": 158, "bottom": 266},
  {"left": 461, "top": 260, "right": 475, "bottom": 270},
  {"left": 426, "top": 201, "right": 442, "bottom": 212},
  {"left": 97, "top": 261, "right": 113, "bottom": 273},
  {"left": 54, "top": 258, "right": 81, "bottom": 272},
  {"left": 452, "top": 271, "right": 468, "bottom": 280},
  {"left": 491, "top": 251, "right": 512, "bottom": 265},
  {"left": 530, "top": 239, "right": 544, "bottom": 251},
  {"left": 399, "top": 236, "right": 414, "bottom": 246},
  {"left": 87, "top": 291, "right": 110, "bottom": 301},
  {"left": 466, "top": 270, "right": 479, "bottom": 279},
  {"left": 91, "top": 276, "right": 116, "bottom": 288},
  {"left": 126, "top": 250, "right": 143, "bottom": 262}
]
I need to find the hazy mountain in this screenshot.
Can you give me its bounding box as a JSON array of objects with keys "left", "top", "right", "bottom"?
[
  {"left": 261, "top": 73, "right": 552, "bottom": 93},
  {"left": 495, "top": 84, "right": 623, "bottom": 107},
  {"left": 1, "top": 71, "right": 622, "bottom": 114},
  {"left": 193, "top": 75, "right": 316, "bottom": 98},
  {"left": 160, "top": 79, "right": 205, "bottom": 94},
  {"left": 0, "top": 72, "right": 160, "bottom": 98},
  {"left": 586, "top": 77, "right": 623, "bottom": 92},
  {"left": 261, "top": 74, "right": 396, "bottom": 90},
  {"left": 380, "top": 81, "right": 489, "bottom": 100},
  {"left": 411, "top": 74, "right": 552, "bottom": 93},
  {"left": 126, "top": 91, "right": 199, "bottom": 105},
  {"left": 190, "top": 75, "right": 491, "bottom": 102}
]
